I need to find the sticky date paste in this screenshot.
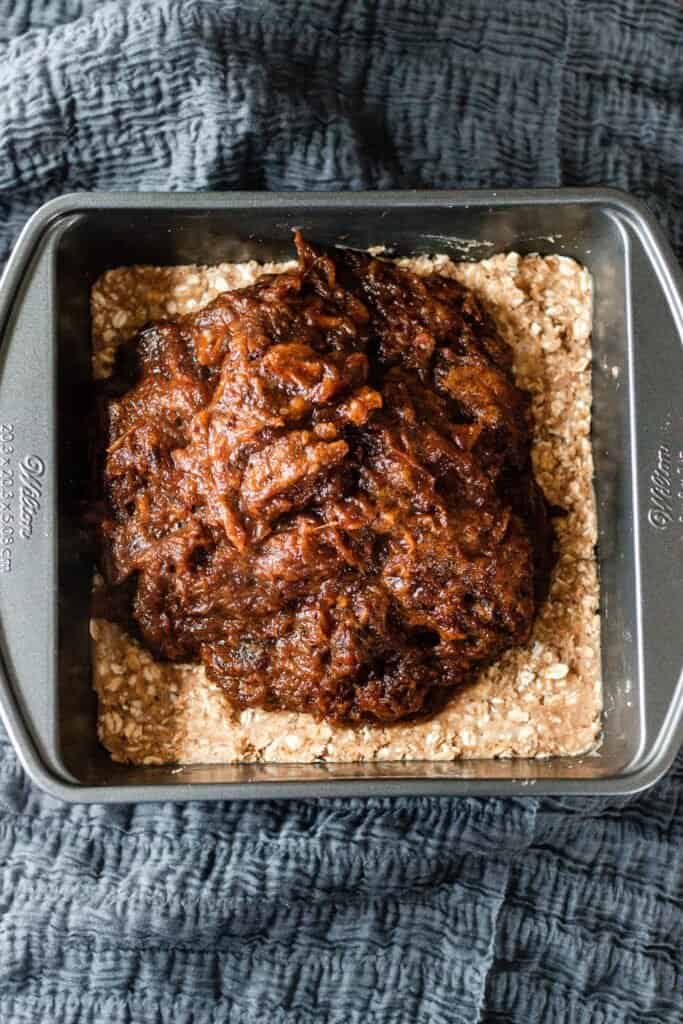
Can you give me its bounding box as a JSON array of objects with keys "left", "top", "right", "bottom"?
[{"left": 99, "top": 234, "right": 554, "bottom": 723}]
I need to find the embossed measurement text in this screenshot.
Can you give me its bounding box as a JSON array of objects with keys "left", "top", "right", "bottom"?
[{"left": 0, "top": 424, "right": 15, "bottom": 573}]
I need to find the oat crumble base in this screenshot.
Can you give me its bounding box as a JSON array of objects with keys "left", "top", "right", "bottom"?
[{"left": 91, "top": 252, "right": 601, "bottom": 765}]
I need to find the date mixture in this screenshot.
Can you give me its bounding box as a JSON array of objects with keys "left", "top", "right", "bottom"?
[{"left": 98, "top": 233, "right": 556, "bottom": 725}]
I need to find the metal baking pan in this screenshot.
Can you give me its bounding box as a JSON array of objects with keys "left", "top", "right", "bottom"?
[{"left": 0, "top": 188, "right": 681, "bottom": 802}]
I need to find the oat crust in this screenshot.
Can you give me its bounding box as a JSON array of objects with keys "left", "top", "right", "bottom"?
[{"left": 91, "top": 252, "right": 600, "bottom": 765}]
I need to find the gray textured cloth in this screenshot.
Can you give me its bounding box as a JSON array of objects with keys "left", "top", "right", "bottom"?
[{"left": 1, "top": 2, "right": 682, "bottom": 1021}]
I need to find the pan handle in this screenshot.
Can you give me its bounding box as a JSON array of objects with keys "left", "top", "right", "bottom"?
[
  {"left": 626, "top": 199, "right": 683, "bottom": 778},
  {"left": 0, "top": 213, "right": 59, "bottom": 786}
]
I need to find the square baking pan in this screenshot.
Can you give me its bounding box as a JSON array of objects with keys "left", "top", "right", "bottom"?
[{"left": 0, "top": 188, "right": 681, "bottom": 802}]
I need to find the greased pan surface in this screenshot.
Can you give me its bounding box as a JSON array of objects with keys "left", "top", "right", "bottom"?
[{"left": 0, "top": 189, "right": 681, "bottom": 802}]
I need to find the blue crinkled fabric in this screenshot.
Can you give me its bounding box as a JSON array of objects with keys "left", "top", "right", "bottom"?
[{"left": 0, "top": 2, "right": 682, "bottom": 1021}]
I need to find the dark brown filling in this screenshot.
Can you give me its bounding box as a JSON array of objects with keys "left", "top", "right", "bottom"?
[{"left": 97, "top": 233, "right": 555, "bottom": 723}]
